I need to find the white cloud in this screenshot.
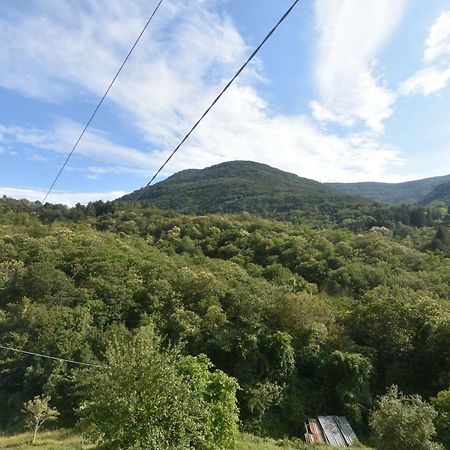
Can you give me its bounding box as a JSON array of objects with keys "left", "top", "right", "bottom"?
[
  {"left": 399, "top": 65, "right": 450, "bottom": 96},
  {"left": 0, "top": 187, "right": 126, "bottom": 206},
  {"left": 0, "top": 120, "right": 156, "bottom": 176},
  {"left": 0, "top": 0, "right": 248, "bottom": 146},
  {"left": 424, "top": 11, "right": 450, "bottom": 63},
  {"left": 146, "top": 84, "right": 405, "bottom": 182},
  {"left": 86, "top": 174, "right": 101, "bottom": 180},
  {"left": 29, "top": 153, "right": 49, "bottom": 162},
  {"left": 0, "top": 0, "right": 408, "bottom": 189},
  {"left": 313, "top": 0, "right": 406, "bottom": 133},
  {"left": 400, "top": 10, "right": 450, "bottom": 96}
]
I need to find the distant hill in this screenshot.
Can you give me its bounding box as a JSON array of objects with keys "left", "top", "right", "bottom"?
[
  {"left": 121, "top": 161, "right": 447, "bottom": 228},
  {"left": 121, "top": 161, "right": 372, "bottom": 223},
  {"left": 420, "top": 181, "right": 450, "bottom": 205},
  {"left": 328, "top": 174, "right": 450, "bottom": 205}
]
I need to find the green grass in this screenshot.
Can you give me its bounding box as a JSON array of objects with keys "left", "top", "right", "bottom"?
[
  {"left": 0, "top": 430, "right": 92, "bottom": 450},
  {"left": 236, "top": 433, "right": 304, "bottom": 450},
  {"left": 236, "top": 433, "right": 372, "bottom": 450},
  {"left": 0, "top": 430, "right": 373, "bottom": 449}
]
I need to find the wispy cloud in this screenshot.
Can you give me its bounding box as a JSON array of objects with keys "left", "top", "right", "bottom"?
[
  {"left": 0, "top": 0, "right": 409, "bottom": 188},
  {"left": 155, "top": 84, "right": 406, "bottom": 182},
  {"left": 400, "top": 10, "right": 450, "bottom": 96},
  {"left": 312, "top": 0, "right": 406, "bottom": 133},
  {"left": 424, "top": 11, "right": 450, "bottom": 63},
  {"left": 0, "top": 120, "right": 156, "bottom": 176}
]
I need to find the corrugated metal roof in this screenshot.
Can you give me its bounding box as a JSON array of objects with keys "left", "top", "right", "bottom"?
[
  {"left": 335, "top": 416, "right": 357, "bottom": 446},
  {"left": 318, "top": 416, "right": 347, "bottom": 448},
  {"left": 304, "top": 415, "right": 358, "bottom": 447}
]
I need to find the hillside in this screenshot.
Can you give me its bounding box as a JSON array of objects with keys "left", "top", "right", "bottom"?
[
  {"left": 328, "top": 174, "right": 450, "bottom": 205},
  {"left": 120, "top": 160, "right": 383, "bottom": 229},
  {"left": 121, "top": 161, "right": 444, "bottom": 229},
  {"left": 420, "top": 181, "right": 450, "bottom": 205},
  {"left": 0, "top": 198, "right": 449, "bottom": 448},
  {"left": 122, "top": 160, "right": 368, "bottom": 217}
]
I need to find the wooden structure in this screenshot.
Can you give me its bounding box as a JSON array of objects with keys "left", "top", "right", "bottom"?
[{"left": 304, "top": 416, "right": 357, "bottom": 447}]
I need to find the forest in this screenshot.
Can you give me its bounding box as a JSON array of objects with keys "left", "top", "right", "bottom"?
[
  {"left": 0, "top": 196, "right": 449, "bottom": 448},
  {"left": 121, "top": 161, "right": 450, "bottom": 229}
]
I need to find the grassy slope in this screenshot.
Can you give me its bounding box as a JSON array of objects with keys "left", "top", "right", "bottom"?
[
  {"left": 0, "top": 430, "right": 90, "bottom": 450},
  {"left": 0, "top": 430, "right": 372, "bottom": 450}
]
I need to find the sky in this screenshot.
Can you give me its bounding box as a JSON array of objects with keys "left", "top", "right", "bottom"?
[{"left": 0, "top": 0, "right": 450, "bottom": 205}]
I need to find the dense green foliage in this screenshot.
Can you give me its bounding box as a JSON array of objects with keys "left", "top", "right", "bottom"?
[
  {"left": 432, "top": 388, "right": 450, "bottom": 449},
  {"left": 370, "top": 386, "right": 442, "bottom": 450},
  {"left": 121, "top": 161, "right": 450, "bottom": 228},
  {"left": 330, "top": 174, "right": 450, "bottom": 205},
  {"left": 79, "top": 325, "right": 239, "bottom": 450},
  {"left": 0, "top": 196, "right": 449, "bottom": 446}
]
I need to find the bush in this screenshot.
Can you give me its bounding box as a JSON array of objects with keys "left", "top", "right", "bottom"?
[
  {"left": 79, "top": 325, "right": 239, "bottom": 450},
  {"left": 369, "top": 385, "right": 443, "bottom": 450},
  {"left": 431, "top": 387, "right": 450, "bottom": 449}
]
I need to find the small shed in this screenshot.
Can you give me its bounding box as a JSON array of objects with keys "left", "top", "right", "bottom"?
[{"left": 304, "top": 416, "right": 357, "bottom": 447}]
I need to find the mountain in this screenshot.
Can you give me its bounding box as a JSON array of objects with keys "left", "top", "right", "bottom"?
[
  {"left": 420, "top": 181, "right": 450, "bottom": 205},
  {"left": 328, "top": 174, "right": 450, "bottom": 205},
  {"left": 121, "top": 160, "right": 371, "bottom": 221}
]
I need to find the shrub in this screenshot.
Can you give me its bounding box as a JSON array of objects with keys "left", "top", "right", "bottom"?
[
  {"left": 79, "top": 325, "right": 239, "bottom": 450},
  {"left": 369, "top": 385, "right": 443, "bottom": 450},
  {"left": 431, "top": 387, "right": 450, "bottom": 449}
]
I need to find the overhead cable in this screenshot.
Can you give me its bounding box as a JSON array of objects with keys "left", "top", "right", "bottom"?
[
  {"left": 42, "top": 0, "right": 165, "bottom": 204},
  {"left": 131, "top": 0, "right": 301, "bottom": 203},
  {"left": 0, "top": 344, "right": 105, "bottom": 369}
]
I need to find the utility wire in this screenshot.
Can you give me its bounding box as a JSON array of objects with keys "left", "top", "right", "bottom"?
[
  {"left": 0, "top": 344, "right": 105, "bottom": 369},
  {"left": 131, "top": 0, "right": 301, "bottom": 203},
  {"left": 42, "top": 0, "right": 165, "bottom": 204}
]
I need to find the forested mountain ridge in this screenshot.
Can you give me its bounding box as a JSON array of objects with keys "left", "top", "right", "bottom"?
[
  {"left": 329, "top": 174, "right": 450, "bottom": 205},
  {"left": 120, "top": 161, "right": 449, "bottom": 228},
  {"left": 421, "top": 181, "right": 450, "bottom": 205},
  {"left": 121, "top": 160, "right": 368, "bottom": 217},
  {"left": 0, "top": 197, "right": 449, "bottom": 448}
]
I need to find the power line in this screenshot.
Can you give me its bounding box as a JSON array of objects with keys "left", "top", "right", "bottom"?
[
  {"left": 0, "top": 344, "right": 105, "bottom": 369},
  {"left": 42, "top": 0, "right": 165, "bottom": 204},
  {"left": 131, "top": 0, "right": 301, "bottom": 203}
]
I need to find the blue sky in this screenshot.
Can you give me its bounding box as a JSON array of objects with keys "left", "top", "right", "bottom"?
[{"left": 0, "top": 0, "right": 450, "bottom": 205}]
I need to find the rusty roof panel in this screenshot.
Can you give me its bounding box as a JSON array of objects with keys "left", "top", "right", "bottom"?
[{"left": 308, "top": 419, "right": 325, "bottom": 443}]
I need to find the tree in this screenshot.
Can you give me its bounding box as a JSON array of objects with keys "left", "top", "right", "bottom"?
[
  {"left": 328, "top": 350, "right": 372, "bottom": 430},
  {"left": 431, "top": 388, "right": 450, "bottom": 449},
  {"left": 411, "top": 208, "right": 427, "bottom": 227},
  {"left": 245, "top": 381, "right": 284, "bottom": 430},
  {"left": 262, "top": 331, "right": 295, "bottom": 381},
  {"left": 79, "top": 325, "right": 239, "bottom": 450},
  {"left": 369, "top": 385, "right": 443, "bottom": 450},
  {"left": 345, "top": 286, "right": 443, "bottom": 391},
  {"left": 430, "top": 226, "right": 450, "bottom": 254},
  {"left": 22, "top": 395, "right": 59, "bottom": 444}
]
